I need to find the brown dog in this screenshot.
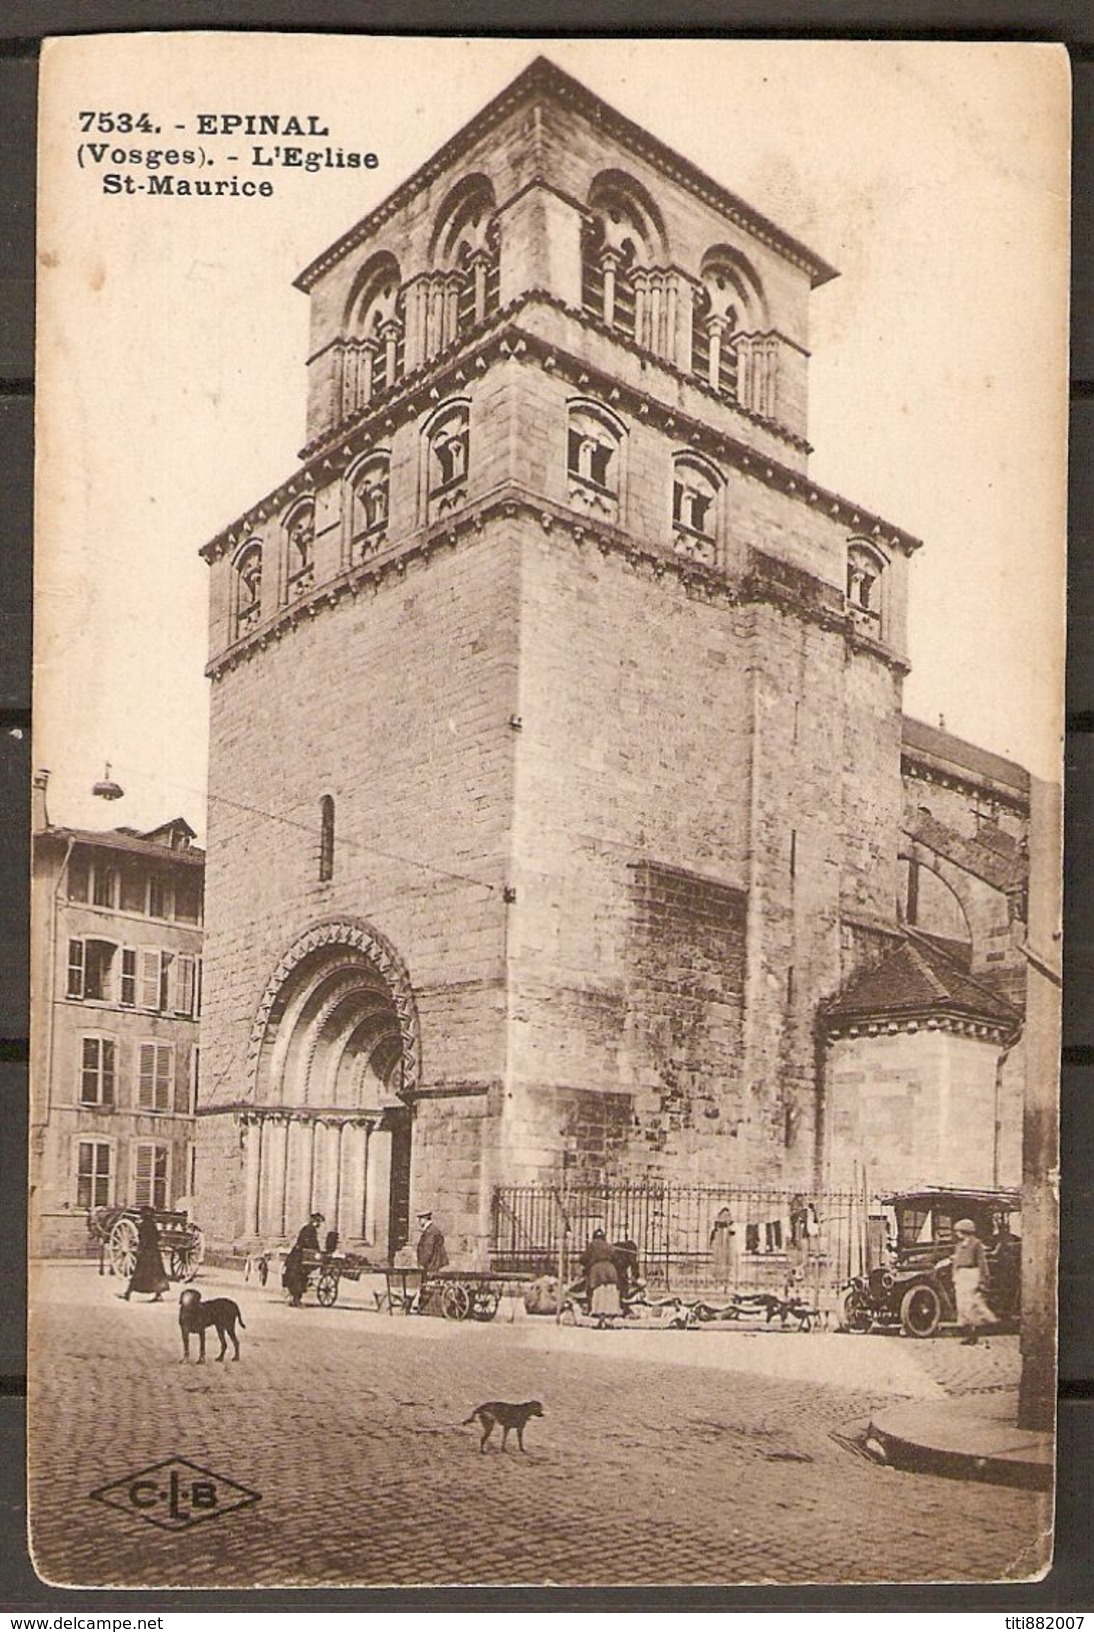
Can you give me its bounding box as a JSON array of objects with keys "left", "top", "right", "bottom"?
[
  {"left": 462, "top": 1400, "right": 544, "bottom": 1452},
  {"left": 179, "top": 1288, "right": 245, "bottom": 1363}
]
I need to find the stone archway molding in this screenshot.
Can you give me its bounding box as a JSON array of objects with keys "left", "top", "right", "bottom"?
[{"left": 246, "top": 917, "right": 421, "bottom": 1101}]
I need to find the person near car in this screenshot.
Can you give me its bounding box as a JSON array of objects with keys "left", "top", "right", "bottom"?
[{"left": 945, "top": 1217, "right": 994, "bottom": 1345}]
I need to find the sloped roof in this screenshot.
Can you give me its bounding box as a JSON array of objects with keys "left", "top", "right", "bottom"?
[
  {"left": 36, "top": 822, "right": 204, "bottom": 865},
  {"left": 825, "top": 933, "right": 1020, "bottom": 1030},
  {"left": 296, "top": 56, "right": 839, "bottom": 294},
  {"left": 902, "top": 716, "right": 1030, "bottom": 800}
]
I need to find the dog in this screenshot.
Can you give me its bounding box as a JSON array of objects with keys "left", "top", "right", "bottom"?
[
  {"left": 462, "top": 1399, "right": 544, "bottom": 1453},
  {"left": 178, "top": 1288, "right": 245, "bottom": 1363}
]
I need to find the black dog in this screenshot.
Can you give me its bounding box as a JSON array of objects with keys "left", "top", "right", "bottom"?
[{"left": 179, "top": 1288, "right": 245, "bottom": 1363}]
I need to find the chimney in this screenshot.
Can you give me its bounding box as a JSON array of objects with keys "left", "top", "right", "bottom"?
[{"left": 32, "top": 768, "right": 50, "bottom": 833}]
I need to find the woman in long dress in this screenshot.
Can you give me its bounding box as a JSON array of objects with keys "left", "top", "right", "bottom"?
[
  {"left": 122, "top": 1207, "right": 169, "bottom": 1302},
  {"left": 581, "top": 1229, "right": 621, "bottom": 1323}
]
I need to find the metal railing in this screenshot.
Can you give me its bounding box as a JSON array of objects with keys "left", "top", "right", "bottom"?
[{"left": 491, "top": 1180, "right": 874, "bottom": 1305}]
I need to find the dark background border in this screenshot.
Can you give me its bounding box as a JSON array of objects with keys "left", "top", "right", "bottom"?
[{"left": 2, "top": 6, "right": 1090, "bottom": 1611}]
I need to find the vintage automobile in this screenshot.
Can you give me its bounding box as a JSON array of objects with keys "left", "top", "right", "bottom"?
[{"left": 837, "top": 1186, "right": 1022, "bottom": 1338}]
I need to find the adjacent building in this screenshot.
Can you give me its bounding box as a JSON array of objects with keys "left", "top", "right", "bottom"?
[
  {"left": 30, "top": 772, "right": 204, "bottom": 1256},
  {"left": 195, "top": 58, "right": 1030, "bottom": 1262}
]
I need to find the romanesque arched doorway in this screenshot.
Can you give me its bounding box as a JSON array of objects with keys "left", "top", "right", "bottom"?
[{"left": 240, "top": 920, "right": 419, "bottom": 1256}]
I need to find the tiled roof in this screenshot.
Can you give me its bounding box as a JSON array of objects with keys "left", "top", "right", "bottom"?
[
  {"left": 36, "top": 824, "right": 204, "bottom": 865},
  {"left": 825, "top": 933, "right": 1020, "bottom": 1028},
  {"left": 902, "top": 716, "right": 1030, "bottom": 798}
]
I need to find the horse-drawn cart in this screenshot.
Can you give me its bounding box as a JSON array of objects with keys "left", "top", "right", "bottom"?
[{"left": 88, "top": 1205, "right": 205, "bottom": 1283}]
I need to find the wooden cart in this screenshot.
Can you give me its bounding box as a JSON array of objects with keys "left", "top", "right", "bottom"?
[
  {"left": 249, "top": 1245, "right": 370, "bottom": 1307},
  {"left": 88, "top": 1205, "right": 205, "bottom": 1283},
  {"left": 379, "top": 1266, "right": 533, "bottom": 1322}
]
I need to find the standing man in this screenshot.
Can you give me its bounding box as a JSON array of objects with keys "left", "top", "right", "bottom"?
[
  {"left": 283, "top": 1211, "right": 324, "bottom": 1307},
  {"left": 946, "top": 1218, "right": 994, "bottom": 1345},
  {"left": 416, "top": 1210, "right": 449, "bottom": 1275}
]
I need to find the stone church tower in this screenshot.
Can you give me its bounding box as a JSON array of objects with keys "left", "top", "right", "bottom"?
[{"left": 197, "top": 58, "right": 941, "bottom": 1259}]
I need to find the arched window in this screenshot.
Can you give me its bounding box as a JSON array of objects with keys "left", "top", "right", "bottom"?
[
  {"left": 566, "top": 400, "right": 625, "bottom": 522},
  {"left": 233, "top": 539, "right": 263, "bottom": 640},
  {"left": 582, "top": 171, "right": 667, "bottom": 339},
  {"left": 429, "top": 175, "right": 499, "bottom": 340},
  {"left": 319, "top": 795, "right": 335, "bottom": 883},
  {"left": 423, "top": 401, "right": 470, "bottom": 523},
  {"left": 846, "top": 539, "right": 888, "bottom": 636},
  {"left": 693, "top": 246, "right": 768, "bottom": 406},
  {"left": 348, "top": 452, "right": 390, "bottom": 561},
  {"left": 671, "top": 453, "right": 722, "bottom": 564},
  {"left": 283, "top": 499, "right": 316, "bottom": 600},
  {"left": 342, "top": 251, "right": 404, "bottom": 417}
]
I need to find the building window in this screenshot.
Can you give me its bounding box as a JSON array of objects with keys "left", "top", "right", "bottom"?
[
  {"left": 148, "top": 873, "right": 170, "bottom": 920},
  {"left": 80, "top": 1036, "right": 116, "bottom": 1107},
  {"left": 174, "top": 954, "right": 200, "bottom": 1019},
  {"left": 92, "top": 865, "right": 118, "bottom": 909},
  {"left": 582, "top": 172, "right": 666, "bottom": 338},
  {"left": 159, "top": 952, "right": 174, "bottom": 1014},
  {"left": 430, "top": 176, "right": 500, "bottom": 343},
  {"left": 138, "top": 1043, "right": 173, "bottom": 1113},
  {"left": 233, "top": 540, "right": 263, "bottom": 640},
  {"left": 77, "top": 1140, "right": 112, "bottom": 1211},
  {"left": 133, "top": 1142, "right": 169, "bottom": 1211},
  {"left": 189, "top": 1047, "right": 200, "bottom": 1114},
  {"left": 342, "top": 252, "right": 403, "bottom": 419},
  {"left": 846, "top": 539, "right": 888, "bottom": 636},
  {"left": 119, "top": 861, "right": 146, "bottom": 914},
  {"left": 566, "top": 401, "right": 625, "bottom": 522},
  {"left": 349, "top": 453, "right": 390, "bottom": 561},
  {"left": 120, "top": 948, "right": 136, "bottom": 1007},
  {"left": 174, "top": 872, "right": 203, "bottom": 925},
  {"left": 67, "top": 855, "right": 90, "bottom": 902},
  {"left": 671, "top": 454, "right": 722, "bottom": 565},
  {"left": 284, "top": 498, "right": 316, "bottom": 600},
  {"left": 67, "top": 938, "right": 117, "bottom": 1002},
  {"left": 319, "top": 795, "right": 335, "bottom": 883},
  {"left": 424, "top": 401, "right": 470, "bottom": 523},
  {"left": 693, "top": 246, "right": 768, "bottom": 407}
]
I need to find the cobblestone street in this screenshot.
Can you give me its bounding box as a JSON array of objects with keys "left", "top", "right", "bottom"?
[{"left": 28, "top": 1266, "right": 1049, "bottom": 1590}]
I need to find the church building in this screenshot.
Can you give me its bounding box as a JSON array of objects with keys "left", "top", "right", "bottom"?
[{"left": 196, "top": 59, "right": 1029, "bottom": 1259}]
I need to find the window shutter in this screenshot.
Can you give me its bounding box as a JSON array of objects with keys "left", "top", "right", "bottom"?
[
  {"left": 176, "top": 955, "right": 195, "bottom": 1018},
  {"left": 102, "top": 1039, "right": 116, "bottom": 1106},
  {"left": 159, "top": 952, "right": 174, "bottom": 1014},
  {"left": 156, "top": 1045, "right": 172, "bottom": 1112},
  {"left": 120, "top": 949, "right": 136, "bottom": 1007},
  {"left": 139, "top": 951, "right": 160, "bottom": 1010},
  {"left": 138, "top": 1043, "right": 155, "bottom": 1109},
  {"left": 67, "top": 940, "right": 85, "bottom": 999},
  {"left": 134, "top": 1143, "right": 153, "bottom": 1207}
]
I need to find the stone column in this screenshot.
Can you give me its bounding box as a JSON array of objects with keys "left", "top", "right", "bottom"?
[
  {"left": 243, "top": 1116, "right": 263, "bottom": 1240},
  {"left": 401, "top": 274, "right": 430, "bottom": 374}
]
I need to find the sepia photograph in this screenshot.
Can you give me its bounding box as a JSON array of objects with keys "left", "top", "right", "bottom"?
[{"left": 29, "top": 35, "right": 1067, "bottom": 1588}]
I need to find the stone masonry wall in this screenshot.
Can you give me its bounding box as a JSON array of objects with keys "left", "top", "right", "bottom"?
[{"left": 200, "top": 527, "right": 520, "bottom": 1248}]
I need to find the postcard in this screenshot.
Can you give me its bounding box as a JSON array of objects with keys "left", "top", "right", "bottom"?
[{"left": 30, "top": 35, "right": 1066, "bottom": 1587}]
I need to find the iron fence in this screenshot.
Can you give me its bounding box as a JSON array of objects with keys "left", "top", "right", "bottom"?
[{"left": 491, "top": 1180, "right": 874, "bottom": 1306}]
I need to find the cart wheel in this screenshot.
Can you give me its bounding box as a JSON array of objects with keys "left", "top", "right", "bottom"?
[
  {"left": 471, "top": 1288, "right": 500, "bottom": 1323},
  {"left": 900, "top": 1282, "right": 942, "bottom": 1338},
  {"left": 108, "top": 1216, "right": 139, "bottom": 1280},
  {"left": 440, "top": 1282, "right": 471, "bottom": 1321},
  {"left": 257, "top": 1256, "right": 269, "bottom": 1287},
  {"left": 317, "top": 1270, "right": 339, "bottom": 1307}
]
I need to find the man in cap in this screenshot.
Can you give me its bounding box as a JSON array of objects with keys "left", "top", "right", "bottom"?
[{"left": 415, "top": 1209, "right": 449, "bottom": 1276}]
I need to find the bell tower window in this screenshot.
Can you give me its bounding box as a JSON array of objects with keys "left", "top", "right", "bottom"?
[
  {"left": 566, "top": 401, "right": 625, "bottom": 523},
  {"left": 846, "top": 539, "right": 888, "bottom": 638},
  {"left": 671, "top": 454, "right": 721, "bottom": 565},
  {"left": 424, "top": 401, "right": 470, "bottom": 523},
  {"left": 233, "top": 540, "right": 263, "bottom": 640},
  {"left": 284, "top": 499, "right": 316, "bottom": 600}
]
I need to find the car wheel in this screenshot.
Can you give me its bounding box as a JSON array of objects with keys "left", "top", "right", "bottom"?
[
  {"left": 837, "top": 1287, "right": 873, "bottom": 1334},
  {"left": 900, "top": 1282, "right": 942, "bottom": 1338}
]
